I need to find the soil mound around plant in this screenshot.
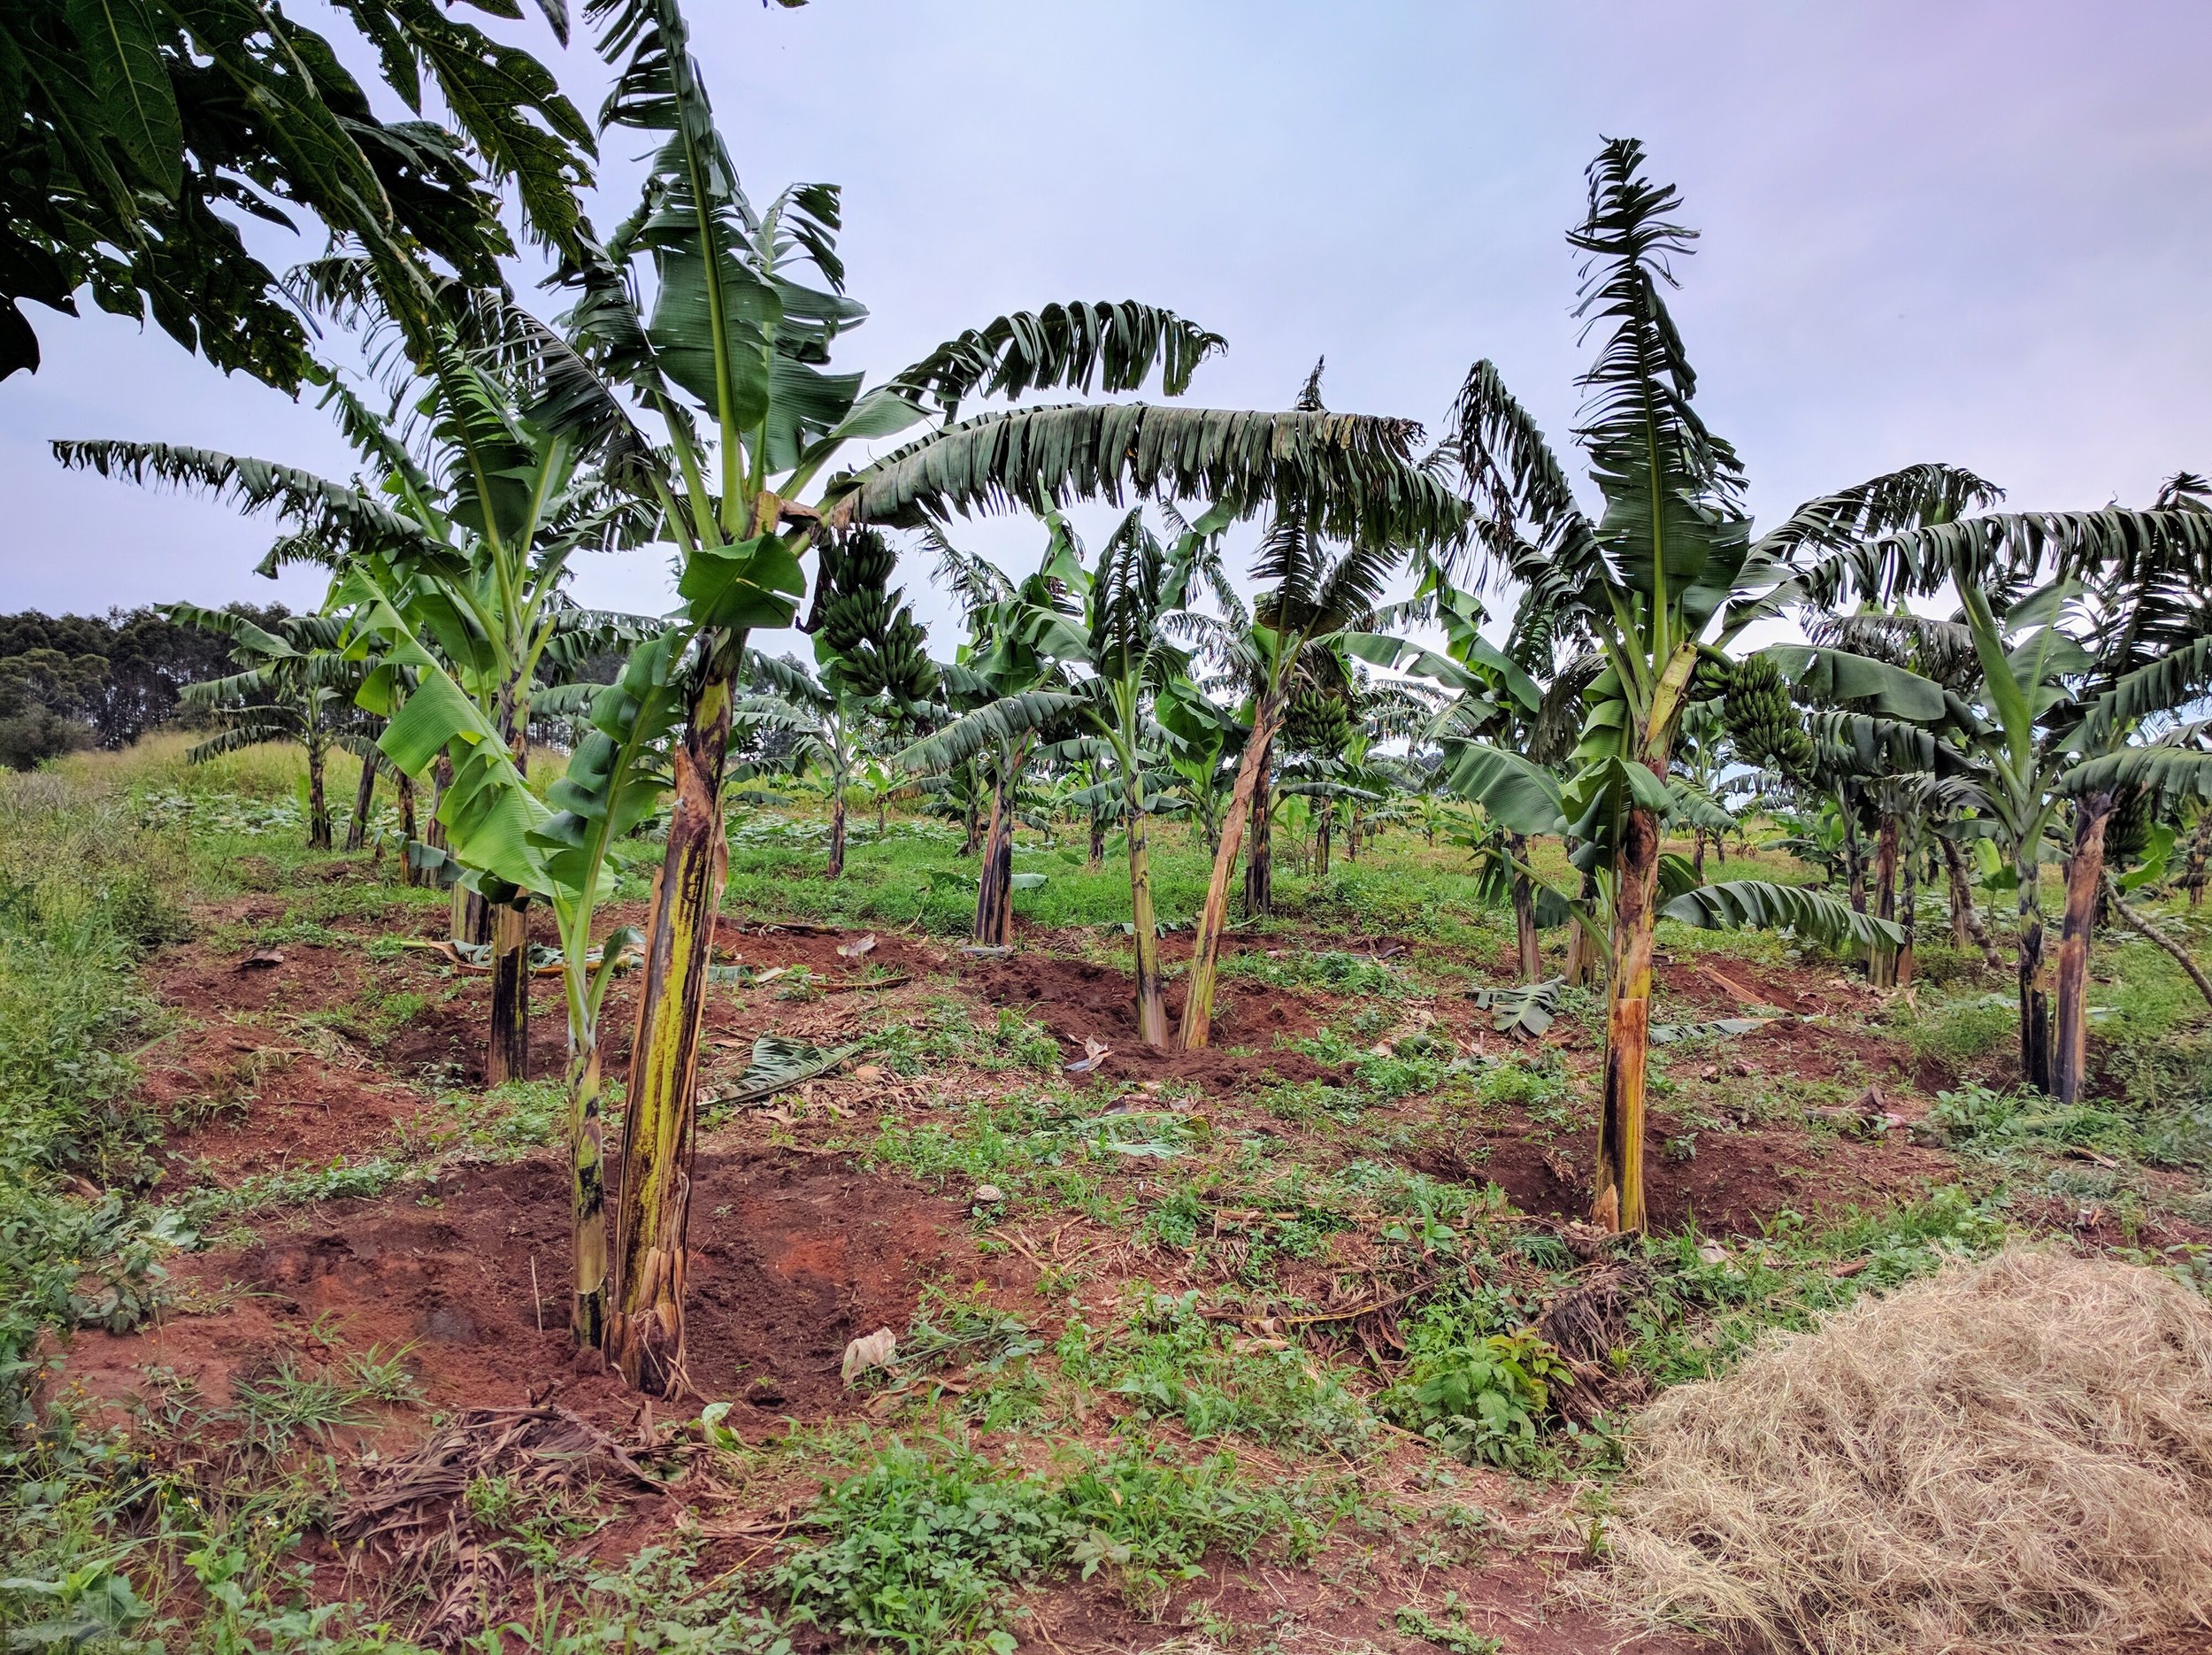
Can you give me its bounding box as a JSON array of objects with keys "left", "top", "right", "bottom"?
[
  {"left": 962, "top": 951, "right": 1334, "bottom": 1089},
  {"left": 1467, "top": 1110, "right": 1950, "bottom": 1235},
  {"left": 1599, "top": 1247, "right": 2212, "bottom": 1655},
  {"left": 63, "top": 1150, "right": 991, "bottom": 1435}
]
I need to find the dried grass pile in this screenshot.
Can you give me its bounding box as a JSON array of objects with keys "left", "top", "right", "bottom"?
[{"left": 1601, "top": 1246, "right": 2212, "bottom": 1655}]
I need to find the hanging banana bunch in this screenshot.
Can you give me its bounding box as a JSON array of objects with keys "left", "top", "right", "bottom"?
[
  {"left": 1722, "top": 654, "right": 1816, "bottom": 781},
  {"left": 1283, "top": 683, "right": 1356, "bottom": 760},
  {"left": 806, "top": 529, "right": 940, "bottom": 706}
]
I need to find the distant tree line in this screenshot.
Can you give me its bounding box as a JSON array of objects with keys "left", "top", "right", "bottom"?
[{"left": 0, "top": 604, "right": 288, "bottom": 769}]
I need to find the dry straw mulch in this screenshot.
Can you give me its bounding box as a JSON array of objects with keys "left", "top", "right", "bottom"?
[{"left": 1600, "top": 1246, "right": 2212, "bottom": 1655}]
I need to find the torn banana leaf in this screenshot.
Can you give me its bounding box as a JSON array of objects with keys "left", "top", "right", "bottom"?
[
  {"left": 1468, "top": 977, "right": 1566, "bottom": 1037},
  {"left": 1649, "top": 1017, "right": 1770, "bottom": 1044},
  {"left": 396, "top": 938, "right": 641, "bottom": 976},
  {"left": 707, "top": 1036, "right": 863, "bottom": 1109}
]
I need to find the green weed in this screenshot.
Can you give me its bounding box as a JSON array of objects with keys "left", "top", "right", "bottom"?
[
  {"left": 1060, "top": 1289, "right": 1374, "bottom": 1456},
  {"left": 1380, "top": 1329, "right": 1568, "bottom": 1471},
  {"left": 772, "top": 1439, "right": 1316, "bottom": 1650}
]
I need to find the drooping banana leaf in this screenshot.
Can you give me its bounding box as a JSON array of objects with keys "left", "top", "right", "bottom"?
[{"left": 1658, "top": 879, "right": 1902, "bottom": 951}]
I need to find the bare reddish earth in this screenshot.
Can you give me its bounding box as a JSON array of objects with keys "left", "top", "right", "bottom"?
[{"left": 66, "top": 1149, "right": 1020, "bottom": 1437}]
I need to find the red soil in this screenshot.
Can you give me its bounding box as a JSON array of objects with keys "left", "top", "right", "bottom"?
[
  {"left": 959, "top": 949, "right": 1337, "bottom": 1089},
  {"left": 1465, "top": 1108, "right": 1956, "bottom": 1236},
  {"left": 1024, "top": 1550, "right": 1709, "bottom": 1655},
  {"left": 64, "top": 1149, "right": 1014, "bottom": 1436}
]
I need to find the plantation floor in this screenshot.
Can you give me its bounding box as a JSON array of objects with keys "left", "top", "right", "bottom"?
[{"left": 19, "top": 789, "right": 2212, "bottom": 1655}]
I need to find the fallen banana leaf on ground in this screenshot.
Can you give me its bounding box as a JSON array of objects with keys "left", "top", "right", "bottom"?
[
  {"left": 1064, "top": 1036, "right": 1111, "bottom": 1074},
  {"left": 396, "top": 938, "right": 642, "bottom": 977},
  {"left": 1469, "top": 977, "right": 1565, "bottom": 1036},
  {"left": 1650, "top": 1016, "right": 1770, "bottom": 1043},
  {"left": 705, "top": 1035, "right": 863, "bottom": 1110},
  {"left": 818, "top": 973, "right": 910, "bottom": 994}
]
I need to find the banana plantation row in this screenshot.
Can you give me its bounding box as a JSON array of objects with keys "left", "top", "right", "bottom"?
[{"left": 49, "top": 1, "right": 2212, "bottom": 1397}]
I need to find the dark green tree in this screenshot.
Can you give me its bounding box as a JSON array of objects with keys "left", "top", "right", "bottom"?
[{"left": 3, "top": 0, "right": 591, "bottom": 384}]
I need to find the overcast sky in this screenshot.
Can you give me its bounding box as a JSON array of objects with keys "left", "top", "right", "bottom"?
[{"left": 5, "top": 0, "right": 2209, "bottom": 657}]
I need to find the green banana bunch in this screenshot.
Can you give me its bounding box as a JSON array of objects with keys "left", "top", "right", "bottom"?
[
  {"left": 1722, "top": 655, "right": 1815, "bottom": 781},
  {"left": 806, "top": 529, "right": 938, "bottom": 704},
  {"left": 1283, "top": 685, "right": 1354, "bottom": 759},
  {"left": 2104, "top": 783, "right": 2154, "bottom": 865}
]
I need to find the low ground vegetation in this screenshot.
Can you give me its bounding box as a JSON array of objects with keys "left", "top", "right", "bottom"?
[{"left": 3, "top": 741, "right": 2208, "bottom": 1654}]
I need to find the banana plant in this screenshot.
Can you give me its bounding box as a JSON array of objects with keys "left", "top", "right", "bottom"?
[
  {"left": 738, "top": 529, "right": 936, "bottom": 878},
  {"left": 1354, "top": 576, "right": 1552, "bottom": 977},
  {"left": 162, "top": 605, "right": 373, "bottom": 851},
  {"left": 1157, "top": 674, "right": 1249, "bottom": 862},
  {"left": 741, "top": 678, "right": 913, "bottom": 881},
  {"left": 732, "top": 654, "right": 856, "bottom": 873},
  {"left": 901, "top": 504, "right": 1236, "bottom": 1043},
  {"left": 901, "top": 531, "right": 1087, "bottom": 945},
  {"left": 1781, "top": 458, "right": 2212, "bottom": 1099},
  {"left": 6, "top": 0, "right": 589, "bottom": 387},
  {"left": 501, "top": 0, "right": 1462, "bottom": 1390},
  {"left": 1432, "top": 140, "right": 1989, "bottom": 1230},
  {"left": 1793, "top": 608, "right": 1993, "bottom": 983},
  {"left": 1942, "top": 578, "right": 2212, "bottom": 1098},
  {"left": 358, "top": 599, "right": 690, "bottom": 1347},
  {"left": 57, "top": 276, "right": 661, "bottom": 1083},
  {"left": 1164, "top": 364, "right": 1470, "bottom": 1049}
]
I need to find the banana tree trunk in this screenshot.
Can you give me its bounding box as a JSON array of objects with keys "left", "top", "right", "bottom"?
[
  {"left": 1509, "top": 830, "right": 1540, "bottom": 983},
  {"left": 2054, "top": 793, "right": 2113, "bottom": 1105},
  {"left": 1178, "top": 696, "right": 1284, "bottom": 1051},
  {"left": 1244, "top": 745, "right": 1273, "bottom": 918},
  {"left": 1315, "top": 809, "right": 1332, "bottom": 877},
  {"left": 960, "top": 765, "right": 982, "bottom": 857},
  {"left": 1692, "top": 829, "right": 1705, "bottom": 881},
  {"left": 1840, "top": 791, "right": 1866, "bottom": 913},
  {"left": 974, "top": 740, "right": 1028, "bottom": 947},
  {"left": 484, "top": 717, "right": 532, "bottom": 1081},
  {"left": 2184, "top": 810, "right": 2211, "bottom": 907},
  {"left": 428, "top": 755, "right": 452, "bottom": 857},
  {"left": 345, "top": 753, "right": 376, "bottom": 851},
  {"left": 456, "top": 889, "right": 492, "bottom": 947},
  {"left": 1898, "top": 847, "right": 1918, "bottom": 987},
  {"left": 487, "top": 899, "right": 531, "bottom": 1085},
  {"left": 1943, "top": 835, "right": 1974, "bottom": 949},
  {"left": 827, "top": 784, "right": 849, "bottom": 879},
  {"left": 607, "top": 665, "right": 734, "bottom": 1395},
  {"left": 2018, "top": 851, "right": 2054, "bottom": 1095},
  {"left": 397, "top": 772, "right": 421, "bottom": 888},
  {"left": 568, "top": 1032, "right": 609, "bottom": 1347},
  {"left": 305, "top": 727, "right": 332, "bottom": 851},
  {"left": 1127, "top": 804, "right": 1167, "bottom": 1048},
  {"left": 1564, "top": 864, "right": 1602, "bottom": 987},
  {"left": 1088, "top": 802, "right": 1105, "bottom": 871},
  {"left": 1594, "top": 801, "right": 1662, "bottom": 1234},
  {"left": 1870, "top": 812, "right": 1900, "bottom": 989}
]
